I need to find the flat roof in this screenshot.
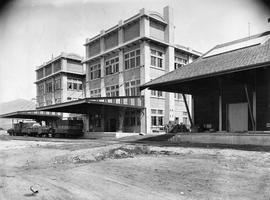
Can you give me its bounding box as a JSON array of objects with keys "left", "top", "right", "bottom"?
[
  {"left": 37, "top": 97, "right": 145, "bottom": 114},
  {"left": 36, "top": 52, "right": 83, "bottom": 71},
  {"left": 141, "top": 31, "right": 270, "bottom": 91},
  {"left": 0, "top": 110, "right": 62, "bottom": 120}
]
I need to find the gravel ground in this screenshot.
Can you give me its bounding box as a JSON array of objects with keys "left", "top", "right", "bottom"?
[{"left": 0, "top": 135, "right": 270, "bottom": 200}]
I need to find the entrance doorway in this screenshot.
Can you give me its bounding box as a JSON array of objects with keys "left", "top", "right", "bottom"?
[
  {"left": 228, "top": 103, "right": 248, "bottom": 132},
  {"left": 109, "top": 119, "right": 117, "bottom": 132}
]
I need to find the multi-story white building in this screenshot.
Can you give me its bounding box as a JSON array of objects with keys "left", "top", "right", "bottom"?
[
  {"left": 37, "top": 6, "right": 201, "bottom": 135},
  {"left": 35, "top": 53, "right": 85, "bottom": 107},
  {"left": 82, "top": 6, "right": 201, "bottom": 134}
]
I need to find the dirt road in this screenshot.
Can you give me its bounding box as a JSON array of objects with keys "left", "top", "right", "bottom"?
[{"left": 0, "top": 135, "right": 270, "bottom": 200}]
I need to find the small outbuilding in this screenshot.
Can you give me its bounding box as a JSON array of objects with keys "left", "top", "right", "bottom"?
[{"left": 141, "top": 31, "right": 270, "bottom": 133}]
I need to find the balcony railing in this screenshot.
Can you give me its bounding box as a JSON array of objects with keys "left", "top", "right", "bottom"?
[{"left": 87, "top": 96, "right": 144, "bottom": 108}]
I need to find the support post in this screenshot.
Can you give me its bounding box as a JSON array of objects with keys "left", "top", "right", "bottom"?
[
  {"left": 218, "top": 78, "right": 222, "bottom": 132},
  {"left": 253, "top": 71, "right": 257, "bottom": 132},
  {"left": 219, "top": 94, "right": 222, "bottom": 132},
  {"left": 244, "top": 84, "right": 255, "bottom": 131},
  {"left": 253, "top": 90, "right": 256, "bottom": 132},
  {"left": 182, "top": 94, "right": 193, "bottom": 127},
  {"left": 118, "top": 108, "right": 125, "bottom": 132}
]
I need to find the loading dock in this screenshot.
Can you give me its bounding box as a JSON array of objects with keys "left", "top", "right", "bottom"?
[{"left": 141, "top": 31, "right": 270, "bottom": 133}]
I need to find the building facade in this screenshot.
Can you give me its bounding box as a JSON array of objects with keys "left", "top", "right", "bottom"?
[
  {"left": 35, "top": 53, "right": 85, "bottom": 108},
  {"left": 82, "top": 6, "right": 201, "bottom": 134}
]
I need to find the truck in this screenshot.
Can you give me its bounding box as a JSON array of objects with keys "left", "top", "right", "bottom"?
[{"left": 7, "top": 119, "right": 83, "bottom": 138}]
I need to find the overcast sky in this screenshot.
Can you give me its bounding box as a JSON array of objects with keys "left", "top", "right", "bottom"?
[{"left": 0, "top": 0, "right": 269, "bottom": 103}]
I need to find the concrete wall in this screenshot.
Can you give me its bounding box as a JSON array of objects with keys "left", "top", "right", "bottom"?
[
  {"left": 150, "top": 20, "right": 165, "bottom": 41},
  {"left": 88, "top": 40, "right": 101, "bottom": 57},
  {"left": 123, "top": 21, "right": 140, "bottom": 42},
  {"left": 104, "top": 31, "right": 118, "bottom": 50},
  {"left": 169, "top": 133, "right": 270, "bottom": 146},
  {"left": 67, "top": 60, "right": 84, "bottom": 74}
]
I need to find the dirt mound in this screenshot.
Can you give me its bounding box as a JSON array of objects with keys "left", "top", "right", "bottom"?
[{"left": 68, "top": 145, "right": 180, "bottom": 164}]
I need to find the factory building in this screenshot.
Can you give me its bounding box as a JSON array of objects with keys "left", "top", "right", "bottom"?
[{"left": 37, "top": 6, "right": 201, "bottom": 135}]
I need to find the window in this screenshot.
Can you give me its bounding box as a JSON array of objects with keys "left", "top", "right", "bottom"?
[
  {"left": 68, "top": 82, "right": 72, "bottom": 90},
  {"left": 174, "top": 55, "right": 188, "bottom": 69},
  {"left": 89, "top": 114, "right": 102, "bottom": 128},
  {"left": 105, "top": 57, "right": 119, "bottom": 75},
  {"left": 183, "top": 117, "right": 188, "bottom": 125},
  {"left": 45, "top": 82, "right": 53, "bottom": 93},
  {"left": 89, "top": 63, "right": 101, "bottom": 80},
  {"left": 67, "top": 78, "right": 83, "bottom": 91},
  {"left": 174, "top": 93, "right": 183, "bottom": 100},
  {"left": 125, "top": 79, "right": 140, "bottom": 96},
  {"left": 158, "top": 116, "right": 163, "bottom": 126},
  {"left": 151, "top": 90, "right": 163, "bottom": 97},
  {"left": 73, "top": 83, "right": 77, "bottom": 90},
  {"left": 54, "top": 79, "right": 61, "bottom": 90},
  {"left": 124, "top": 49, "right": 140, "bottom": 70},
  {"left": 151, "top": 109, "right": 157, "bottom": 114},
  {"left": 124, "top": 110, "right": 140, "bottom": 127},
  {"left": 151, "top": 49, "right": 163, "bottom": 68},
  {"left": 79, "top": 83, "right": 83, "bottom": 90},
  {"left": 151, "top": 109, "right": 164, "bottom": 126},
  {"left": 151, "top": 116, "right": 157, "bottom": 126},
  {"left": 151, "top": 90, "right": 156, "bottom": 96},
  {"left": 38, "top": 84, "right": 44, "bottom": 95},
  {"left": 106, "top": 84, "right": 119, "bottom": 97},
  {"left": 90, "top": 88, "right": 101, "bottom": 97}
]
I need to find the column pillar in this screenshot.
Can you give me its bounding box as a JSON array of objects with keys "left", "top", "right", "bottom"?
[
  {"left": 62, "top": 76, "right": 67, "bottom": 103},
  {"left": 100, "top": 57, "right": 106, "bottom": 97},
  {"left": 118, "top": 50, "right": 125, "bottom": 96},
  {"left": 164, "top": 46, "right": 175, "bottom": 124},
  {"left": 218, "top": 94, "right": 222, "bottom": 131},
  {"left": 85, "top": 63, "right": 90, "bottom": 98},
  {"left": 139, "top": 8, "right": 150, "bottom": 38},
  {"left": 163, "top": 6, "right": 174, "bottom": 44},
  {"left": 140, "top": 41, "right": 151, "bottom": 134},
  {"left": 118, "top": 108, "right": 125, "bottom": 132},
  {"left": 118, "top": 20, "right": 124, "bottom": 44}
]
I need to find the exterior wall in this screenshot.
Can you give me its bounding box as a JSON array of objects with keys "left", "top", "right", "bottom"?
[
  {"left": 45, "top": 64, "right": 52, "bottom": 76},
  {"left": 54, "top": 59, "right": 61, "bottom": 72},
  {"left": 149, "top": 20, "right": 165, "bottom": 41},
  {"left": 104, "top": 31, "right": 118, "bottom": 50},
  {"left": 123, "top": 21, "right": 140, "bottom": 42},
  {"left": 88, "top": 40, "right": 101, "bottom": 57},
  {"left": 67, "top": 59, "right": 84, "bottom": 73},
  {"left": 36, "top": 68, "right": 44, "bottom": 80}
]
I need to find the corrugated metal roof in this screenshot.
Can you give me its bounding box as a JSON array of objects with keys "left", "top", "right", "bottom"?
[{"left": 141, "top": 31, "right": 270, "bottom": 90}]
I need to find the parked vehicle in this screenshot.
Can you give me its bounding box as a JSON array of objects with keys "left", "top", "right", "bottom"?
[
  {"left": 7, "top": 122, "right": 35, "bottom": 136},
  {"left": 7, "top": 120, "right": 83, "bottom": 138}
]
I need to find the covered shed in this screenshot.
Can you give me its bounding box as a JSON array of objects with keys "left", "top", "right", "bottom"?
[
  {"left": 141, "top": 31, "right": 270, "bottom": 133},
  {"left": 37, "top": 96, "right": 145, "bottom": 133}
]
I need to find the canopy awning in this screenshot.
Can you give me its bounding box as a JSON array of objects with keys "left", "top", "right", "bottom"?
[
  {"left": 37, "top": 96, "right": 145, "bottom": 114},
  {"left": 0, "top": 110, "right": 62, "bottom": 120}
]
